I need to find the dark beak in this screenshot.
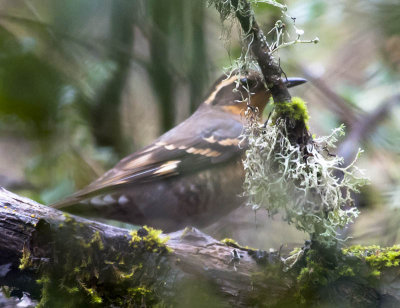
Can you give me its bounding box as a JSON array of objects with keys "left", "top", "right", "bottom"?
[{"left": 285, "top": 77, "right": 307, "bottom": 88}]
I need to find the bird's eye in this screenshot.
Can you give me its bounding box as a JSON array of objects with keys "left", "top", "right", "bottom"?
[{"left": 240, "top": 77, "right": 256, "bottom": 88}]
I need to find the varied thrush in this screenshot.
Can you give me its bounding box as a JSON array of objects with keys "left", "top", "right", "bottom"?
[{"left": 53, "top": 71, "right": 306, "bottom": 231}]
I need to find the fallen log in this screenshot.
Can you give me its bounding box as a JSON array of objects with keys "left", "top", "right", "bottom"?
[{"left": 0, "top": 187, "right": 400, "bottom": 307}]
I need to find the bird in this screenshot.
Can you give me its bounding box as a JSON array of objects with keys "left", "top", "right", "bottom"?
[{"left": 52, "top": 70, "right": 306, "bottom": 232}]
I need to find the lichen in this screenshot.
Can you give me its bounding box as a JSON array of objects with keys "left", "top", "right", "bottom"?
[
  {"left": 210, "top": 1, "right": 345, "bottom": 249},
  {"left": 242, "top": 104, "right": 368, "bottom": 246},
  {"left": 208, "top": 0, "right": 286, "bottom": 23},
  {"left": 19, "top": 218, "right": 170, "bottom": 307}
]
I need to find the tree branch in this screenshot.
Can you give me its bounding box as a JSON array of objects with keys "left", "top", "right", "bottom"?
[
  {"left": 1, "top": 188, "right": 400, "bottom": 306},
  {"left": 227, "top": 0, "right": 310, "bottom": 143},
  {"left": 0, "top": 188, "right": 285, "bottom": 306},
  {"left": 231, "top": 0, "right": 291, "bottom": 103}
]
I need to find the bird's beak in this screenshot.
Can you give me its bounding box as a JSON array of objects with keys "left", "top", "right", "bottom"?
[{"left": 285, "top": 77, "right": 307, "bottom": 88}]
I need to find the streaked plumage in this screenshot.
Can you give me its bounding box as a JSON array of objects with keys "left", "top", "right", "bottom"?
[{"left": 52, "top": 71, "right": 306, "bottom": 231}]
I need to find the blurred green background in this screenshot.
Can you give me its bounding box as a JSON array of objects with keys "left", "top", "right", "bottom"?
[{"left": 0, "top": 0, "right": 399, "bottom": 248}]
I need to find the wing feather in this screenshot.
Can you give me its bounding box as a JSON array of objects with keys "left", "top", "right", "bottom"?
[{"left": 52, "top": 109, "right": 244, "bottom": 209}]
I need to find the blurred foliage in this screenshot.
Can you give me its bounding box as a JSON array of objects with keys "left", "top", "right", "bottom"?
[
  {"left": 0, "top": 0, "right": 213, "bottom": 204},
  {"left": 0, "top": 0, "right": 399, "bottom": 247},
  {"left": 0, "top": 26, "right": 62, "bottom": 136}
]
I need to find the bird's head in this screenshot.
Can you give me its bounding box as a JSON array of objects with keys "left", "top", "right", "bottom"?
[{"left": 202, "top": 70, "right": 307, "bottom": 116}]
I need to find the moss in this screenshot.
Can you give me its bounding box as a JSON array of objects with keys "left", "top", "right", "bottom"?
[
  {"left": 221, "top": 237, "right": 258, "bottom": 253},
  {"left": 1, "top": 286, "right": 11, "bottom": 298},
  {"left": 247, "top": 258, "right": 289, "bottom": 306},
  {"left": 343, "top": 245, "right": 400, "bottom": 276},
  {"left": 127, "top": 286, "right": 155, "bottom": 305},
  {"left": 246, "top": 244, "right": 396, "bottom": 306},
  {"left": 272, "top": 97, "right": 310, "bottom": 129},
  {"left": 19, "top": 218, "right": 170, "bottom": 307},
  {"left": 130, "top": 225, "right": 171, "bottom": 253},
  {"left": 294, "top": 249, "right": 356, "bottom": 302},
  {"left": 296, "top": 249, "right": 334, "bottom": 301},
  {"left": 286, "top": 244, "right": 400, "bottom": 305},
  {"left": 19, "top": 246, "right": 32, "bottom": 270},
  {"left": 221, "top": 238, "right": 240, "bottom": 248},
  {"left": 82, "top": 231, "right": 104, "bottom": 250}
]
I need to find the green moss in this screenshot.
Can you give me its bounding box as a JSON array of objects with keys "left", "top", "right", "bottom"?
[
  {"left": 221, "top": 237, "right": 258, "bottom": 252},
  {"left": 296, "top": 249, "right": 335, "bottom": 301},
  {"left": 19, "top": 246, "right": 32, "bottom": 270},
  {"left": 343, "top": 245, "right": 400, "bottom": 276},
  {"left": 19, "top": 218, "right": 170, "bottom": 307},
  {"left": 127, "top": 286, "right": 155, "bottom": 304},
  {"left": 130, "top": 225, "right": 171, "bottom": 253},
  {"left": 63, "top": 213, "right": 75, "bottom": 224},
  {"left": 295, "top": 250, "right": 355, "bottom": 296},
  {"left": 81, "top": 286, "right": 102, "bottom": 304},
  {"left": 221, "top": 238, "right": 240, "bottom": 248},
  {"left": 272, "top": 97, "right": 310, "bottom": 129},
  {"left": 81, "top": 231, "right": 104, "bottom": 250},
  {"left": 247, "top": 258, "right": 289, "bottom": 306},
  {"left": 1, "top": 286, "right": 11, "bottom": 298},
  {"left": 287, "top": 244, "right": 400, "bottom": 305}
]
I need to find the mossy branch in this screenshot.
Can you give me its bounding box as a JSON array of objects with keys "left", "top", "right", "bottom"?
[
  {"left": 1, "top": 188, "right": 400, "bottom": 306},
  {"left": 0, "top": 188, "right": 284, "bottom": 306}
]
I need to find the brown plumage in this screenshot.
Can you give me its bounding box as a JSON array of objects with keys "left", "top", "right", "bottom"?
[{"left": 52, "top": 71, "right": 306, "bottom": 231}]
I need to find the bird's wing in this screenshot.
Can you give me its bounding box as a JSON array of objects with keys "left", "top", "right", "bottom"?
[{"left": 52, "top": 109, "right": 244, "bottom": 208}]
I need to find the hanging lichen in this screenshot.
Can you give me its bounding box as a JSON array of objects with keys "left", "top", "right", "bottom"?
[{"left": 241, "top": 102, "right": 368, "bottom": 246}]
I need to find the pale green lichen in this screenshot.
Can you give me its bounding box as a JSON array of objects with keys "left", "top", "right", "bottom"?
[
  {"left": 208, "top": 0, "right": 286, "bottom": 23},
  {"left": 208, "top": 0, "right": 280, "bottom": 83},
  {"left": 242, "top": 103, "right": 368, "bottom": 246}
]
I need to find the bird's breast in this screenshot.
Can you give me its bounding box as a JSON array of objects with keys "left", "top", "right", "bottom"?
[{"left": 83, "top": 158, "right": 246, "bottom": 232}]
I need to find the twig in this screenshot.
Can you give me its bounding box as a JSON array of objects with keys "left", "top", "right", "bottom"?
[
  {"left": 230, "top": 0, "right": 292, "bottom": 104},
  {"left": 229, "top": 0, "right": 311, "bottom": 143}
]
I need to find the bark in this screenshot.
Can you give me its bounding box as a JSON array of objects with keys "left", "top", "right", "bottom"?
[
  {"left": 1, "top": 187, "right": 400, "bottom": 307},
  {"left": 231, "top": 0, "right": 291, "bottom": 104},
  {"left": 0, "top": 188, "right": 284, "bottom": 306},
  {"left": 229, "top": 0, "right": 310, "bottom": 144}
]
